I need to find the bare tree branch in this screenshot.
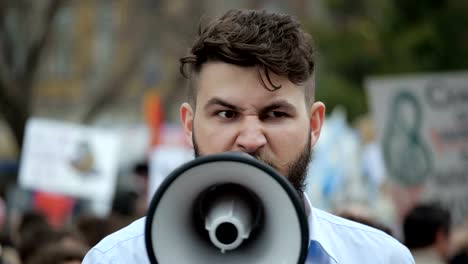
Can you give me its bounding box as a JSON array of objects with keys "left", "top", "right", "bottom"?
[
  {"left": 0, "top": 52, "right": 20, "bottom": 107},
  {"left": 0, "top": 0, "right": 63, "bottom": 151},
  {"left": 22, "top": 0, "right": 61, "bottom": 97},
  {"left": 0, "top": 1, "right": 6, "bottom": 25},
  {"left": 81, "top": 3, "right": 152, "bottom": 124},
  {"left": 80, "top": 0, "right": 164, "bottom": 124},
  {"left": 0, "top": 1, "right": 22, "bottom": 109},
  {"left": 81, "top": 42, "right": 148, "bottom": 124},
  {"left": 0, "top": 83, "right": 28, "bottom": 150}
]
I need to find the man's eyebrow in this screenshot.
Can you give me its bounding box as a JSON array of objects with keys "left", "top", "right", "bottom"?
[
  {"left": 204, "top": 98, "right": 245, "bottom": 111},
  {"left": 261, "top": 100, "right": 297, "bottom": 113}
]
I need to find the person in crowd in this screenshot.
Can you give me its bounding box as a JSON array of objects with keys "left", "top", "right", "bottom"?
[
  {"left": 0, "top": 196, "right": 19, "bottom": 264},
  {"left": 76, "top": 216, "right": 114, "bottom": 249},
  {"left": 404, "top": 203, "right": 451, "bottom": 264},
  {"left": 77, "top": 188, "right": 145, "bottom": 249},
  {"left": 12, "top": 210, "right": 88, "bottom": 264},
  {"left": 24, "top": 227, "right": 89, "bottom": 264},
  {"left": 449, "top": 249, "right": 468, "bottom": 264},
  {"left": 132, "top": 162, "right": 150, "bottom": 217},
  {"left": 83, "top": 9, "right": 414, "bottom": 263}
]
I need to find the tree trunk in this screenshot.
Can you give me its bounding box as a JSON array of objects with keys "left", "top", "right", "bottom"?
[
  {"left": 0, "top": 0, "right": 61, "bottom": 152},
  {"left": 0, "top": 88, "right": 29, "bottom": 151}
]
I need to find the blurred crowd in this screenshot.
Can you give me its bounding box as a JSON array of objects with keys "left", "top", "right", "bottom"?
[
  {"left": 338, "top": 203, "right": 468, "bottom": 264},
  {"left": 0, "top": 163, "right": 149, "bottom": 264}
]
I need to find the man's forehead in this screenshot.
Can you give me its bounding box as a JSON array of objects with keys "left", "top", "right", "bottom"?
[
  {"left": 197, "top": 63, "right": 304, "bottom": 93},
  {"left": 198, "top": 85, "right": 303, "bottom": 108},
  {"left": 197, "top": 61, "right": 284, "bottom": 86},
  {"left": 192, "top": 62, "right": 310, "bottom": 111}
]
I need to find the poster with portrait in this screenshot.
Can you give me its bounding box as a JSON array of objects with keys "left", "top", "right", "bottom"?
[
  {"left": 366, "top": 71, "right": 468, "bottom": 225},
  {"left": 19, "top": 118, "right": 120, "bottom": 205}
]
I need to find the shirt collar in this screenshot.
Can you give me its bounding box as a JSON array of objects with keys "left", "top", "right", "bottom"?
[{"left": 303, "top": 193, "right": 339, "bottom": 263}]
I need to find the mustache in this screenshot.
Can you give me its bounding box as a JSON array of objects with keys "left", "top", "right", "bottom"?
[{"left": 250, "top": 151, "right": 288, "bottom": 172}]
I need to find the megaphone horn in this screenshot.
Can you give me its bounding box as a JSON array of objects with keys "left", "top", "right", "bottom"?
[{"left": 145, "top": 152, "right": 309, "bottom": 264}]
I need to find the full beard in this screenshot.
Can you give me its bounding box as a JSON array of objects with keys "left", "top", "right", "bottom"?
[{"left": 193, "top": 133, "right": 312, "bottom": 193}]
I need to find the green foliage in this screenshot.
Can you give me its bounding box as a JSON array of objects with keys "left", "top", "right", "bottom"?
[{"left": 308, "top": 0, "right": 468, "bottom": 122}]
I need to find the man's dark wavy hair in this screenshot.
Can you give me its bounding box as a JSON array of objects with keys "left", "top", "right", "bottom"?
[{"left": 180, "top": 9, "right": 315, "bottom": 106}]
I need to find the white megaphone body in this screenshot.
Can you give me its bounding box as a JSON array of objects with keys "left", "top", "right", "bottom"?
[{"left": 145, "top": 152, "right": 309, "bottom": 264}]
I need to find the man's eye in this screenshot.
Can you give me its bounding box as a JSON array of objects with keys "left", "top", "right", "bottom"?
[
  {"left": 265, "top": 111, "right": 288, "bottom": 118},
  {"left": 217, "top": 110, "right": 237, "bottom": 119}
]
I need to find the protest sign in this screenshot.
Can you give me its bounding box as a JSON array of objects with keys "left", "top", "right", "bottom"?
[
  {"left": 19, "top": 118, "right": 120, "bottom": 207},
  {"left": 366, "top": 72, "right": 468, "bottom": 224}
]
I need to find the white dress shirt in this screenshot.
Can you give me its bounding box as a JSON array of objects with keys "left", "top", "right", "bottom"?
[{"left": 83, "top": 194, "right": 414, "bottom": 263}]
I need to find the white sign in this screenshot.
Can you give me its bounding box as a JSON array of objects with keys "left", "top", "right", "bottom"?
[
  {"left": 148, "top": 145, "right": 193, "bottom": 203},
  {"left": 366, "top": 71, "right": 468, "bottom": 224},
  {"left": 19, "top": 118, "right": 120, "bottom": 204}
]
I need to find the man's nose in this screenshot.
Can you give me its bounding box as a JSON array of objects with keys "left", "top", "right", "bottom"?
[{"left": 235, "top": 117, "right": 267, "bottom": 153}]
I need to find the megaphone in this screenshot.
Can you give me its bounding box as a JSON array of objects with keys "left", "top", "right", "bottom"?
[{"left": 145, "top": 152, "right": 309, "bottom": 264}]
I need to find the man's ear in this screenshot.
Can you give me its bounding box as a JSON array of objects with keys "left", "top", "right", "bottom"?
[
  {"left": 180, "top": 103, "right": 194, "bottom": 148},
  {"left": 309, "top": 101, "right": 325, "bottom": 147}
]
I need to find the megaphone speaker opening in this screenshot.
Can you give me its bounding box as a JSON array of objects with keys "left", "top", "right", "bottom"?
[
  {"left": 193, "top": 183, "right": 264, "bottom": 253},
  {"left": 215, "top": 223, "right": 238, "bottom": 245}
]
